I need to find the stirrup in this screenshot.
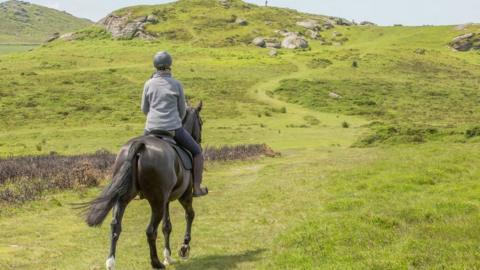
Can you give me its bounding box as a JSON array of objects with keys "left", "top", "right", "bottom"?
[{"left": 193, "top": 187, "right": 208, "bottom": 197}]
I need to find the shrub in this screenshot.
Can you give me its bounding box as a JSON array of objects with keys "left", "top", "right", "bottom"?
[
  {"left": 307, "top": 58, "right": 333, "bottom": 69},
  {"left": 0, "top": 151, "right": 115, "bottom": 204},
  {"left": 304, "top": 115, "right": 320, "bottom": 126},
  {"left": 465, "top": 127, "right": 480, "bottom": 138},
  {"left": 0, "top": 144, "right": 278, "bottom": 204},
  {"left": 203, "top": 144, "right": 279, "bottom": 161}
]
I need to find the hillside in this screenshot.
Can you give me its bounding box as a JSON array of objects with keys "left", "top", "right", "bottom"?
[
  {"left": 93, "top": 0, "right": 352, "bottom": 47},
  {"left": 1, "top": 0, "right": 480, "bottom": 269},
  {"left": 0, "top": 0, "right": 92, "bottom": 44}
]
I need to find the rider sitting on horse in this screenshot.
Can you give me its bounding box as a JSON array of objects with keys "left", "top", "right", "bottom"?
[{"left": 141, "top": 51, "right": 208, "bottom": 197}]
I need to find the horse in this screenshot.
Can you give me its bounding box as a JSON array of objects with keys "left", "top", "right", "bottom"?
[{"left": 83, "top": 102, "right": 204, "bottom": 270}]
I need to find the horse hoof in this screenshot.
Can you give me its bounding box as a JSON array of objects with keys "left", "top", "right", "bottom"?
[
  {"left": 106, "top": 257, "right": 115, "bottom": 270},
  {"left": 163, "top": 249, "right": 176, "bottom": 265},
  {"left": 152, "top": 260, "right": 165, "bottom": 269},
  {"left": 178, "top": 244, "right": 190, "bottom": 260}
]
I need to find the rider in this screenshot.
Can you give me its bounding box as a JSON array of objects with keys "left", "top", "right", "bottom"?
[{"left": 141, "top": 51, "right": 208, "bottom": 197}]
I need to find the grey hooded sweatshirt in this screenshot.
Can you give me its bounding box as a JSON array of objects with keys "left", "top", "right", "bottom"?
[{"left": 141, "top": 71, "right": 187, "bottom": 131}]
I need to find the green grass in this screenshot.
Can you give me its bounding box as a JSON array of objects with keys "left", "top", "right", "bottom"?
[
  {"left": 0, "top": 44, "right": 38, "bottom": 55},
  {"left": 0, "top": 0, "right": 92, "bottom": 44},
  {"left": 1, "top": 0, "right": 480, "bottom": 269}
]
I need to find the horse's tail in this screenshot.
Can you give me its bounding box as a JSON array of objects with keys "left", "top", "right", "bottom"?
[{"left": 85, "top": 141, "right": 145, "bottom": 227}]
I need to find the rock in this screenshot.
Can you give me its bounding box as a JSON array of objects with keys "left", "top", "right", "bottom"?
[
  {"left": 275, "top": 30, "right": 298, "bottom": 37},
  {"left": 269, "top": 49, "right": 278, "bottom": 57},
  {"left": 60, "top": 32, "right": 75, "bottom": 41},
  {"left": 360, "top": 21, "right": 376, "bottom": 26},
  {"left": 266, "top": 42, "right": 281, "bottom": 49},
  {"left": 450, "top": 33, "right": 480, "bottom": 51},
  {"left": 335, "top": 18, "right": 353, "bottom": 26},
  {"left": 46, "top": 32, "right": 60, "bottom": 42},
  {"left": 99, "top": 14, "right": 154, "bottom": 40},
  {"left": 329, "top": 92, "right": 342, "bottom": 99},
  {"left": 235, "top": 18, "right": 248, "bottom": 26},
  {"left": 332, "top": 31, "right": 343, "bottom": 37},
  {"left": 281, "top": 35, "right": 308, "bottom": 49},
  {"left": 414, "top": 48, "right": 426, "bottom": 55},
  {"left": 452, "top": 33, "right": 474, "bottom": 43},
  {"left": 307, "top": 30, "right": 320, "bottom": 39},
  {"left": 296, "top": 20, "right": 321, "bottom": 30},
  {"left": 322, "top": 22, "right": 334, "bottom": 29},
  {"left": 134, "top": 16, "right": 147, "bottom": 23},
  {"left": 146, "top": 15, "right": 159, "bottom": 24},
  {"left": 219, "top": 0, "right": 231, "bottom": 8},
  {"left": 252, "top": 37, "right": 266, "bottom": 48}
]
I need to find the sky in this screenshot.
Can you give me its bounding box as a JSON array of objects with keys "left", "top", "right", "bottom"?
[{"left": 2, "top": 0, "right": 480, "bottom": 26}]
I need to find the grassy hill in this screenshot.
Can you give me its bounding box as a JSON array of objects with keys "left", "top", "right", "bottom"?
[
  {"left": 1, "top": 0, "right": 480, "bottom": 269},
  {"left": 0, "top": 0, "right": 92, "bottom": 44}
]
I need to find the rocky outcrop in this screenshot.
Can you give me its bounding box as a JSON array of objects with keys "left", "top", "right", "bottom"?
[
  {"left": 296, "top": 19, "right": 321, "bottom": 31},
  {"left": 45, "top": 32, "right": 60, "bottom": 42},
  {"left": 219, "top": 0, "right": 231, "bottom": 8},
  {"left": 252, "top": 37, "right": 266, "bottom": 47},
  {"left": 450, "top": 33, "right": 480, "bottom": 51},
  {"left": 235, "top": 17, "right": 248, "bottom": 26},
  {"left": 147, "top": 15, "right": 159, "bottom": 24},
  {"left": 335, "top": 18, "right": 353, "bottom": 26},
  {"left": 275, "top": 30, "right": 299, "bottom": 37},
  {"left": 60, "top": 32, "right": 75, "bottom": 41},
  {"left": 360, "top": 21, "right": 376, "bottom": 26},
  {"left": 329, "top": 92, "right": 342, "bottom": 99},
  {"left": 99, "top": 13, "right": 156, "bottom": 39},
  {"left": 307, "top": 30, "right": 320, "bottom": 39},
  {"left": 281, "top": 35, "right": 308, "bottom": 49},
  {"left": 265, "top": 41, "right": 281, "bottom": 49}
]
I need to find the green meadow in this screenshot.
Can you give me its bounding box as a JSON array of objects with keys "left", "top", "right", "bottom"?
[
  {"left": 1, "top": 0, "right": 480, "bottom": 269},
  {"left": 0, "top": 44, "right": 38, "bottom": 55}
]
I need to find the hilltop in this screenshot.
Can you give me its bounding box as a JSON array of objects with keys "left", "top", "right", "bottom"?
[
  {"left": 0, "top": 0, "right": 92, "bottom": 44},
  {"left": 89, "top": 0, "right": 353, "bottom": 48}
]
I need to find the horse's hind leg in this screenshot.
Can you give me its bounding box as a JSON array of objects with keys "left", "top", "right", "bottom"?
[
  {"left": 178, "top": 193, "right": 195, "bottom": 259},
  {"left": 106, "top": 201, "right": 127, "bottom": 270},
  {"left": 162, "top": 203, "right": 175, "bottom": 265},
  {"left": 147, "top": 201, "right": 166, "bottom": 269}
]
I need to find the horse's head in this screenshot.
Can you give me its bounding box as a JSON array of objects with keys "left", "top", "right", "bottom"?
[{"left": 183, "top": 101, "right": 203, "bottom": 144}]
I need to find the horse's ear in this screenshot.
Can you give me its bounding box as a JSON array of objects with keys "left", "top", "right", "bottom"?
[{"left": 196, "top": 101, "right": 203, "bottom": 112}]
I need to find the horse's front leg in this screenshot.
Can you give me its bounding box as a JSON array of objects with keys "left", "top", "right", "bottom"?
[
  {"left": 162, "top": 202, "right": 175, "bottom": 265},
  {"left": 178, "top": 191, "right": 195, "bottom": 260},
  {"left": 106, "top": 201, "right": 127, "bottom": 270}
]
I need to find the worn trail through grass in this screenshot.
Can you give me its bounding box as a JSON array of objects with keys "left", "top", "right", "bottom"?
[{"left": 0, "top": 58, "right": 367, "bottom": 269}]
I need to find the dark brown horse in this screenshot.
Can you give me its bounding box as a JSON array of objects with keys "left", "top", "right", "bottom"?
[{"left": 84, "top": 103, "right": 204, "bottom": 270}]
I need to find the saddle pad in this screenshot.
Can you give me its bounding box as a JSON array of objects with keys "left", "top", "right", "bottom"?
[
  {"left": 149, "top": 134, "right": 193, "bottom": 170},
  {"left": 172, "top": 144, "right": 193, "bottom": 170}
]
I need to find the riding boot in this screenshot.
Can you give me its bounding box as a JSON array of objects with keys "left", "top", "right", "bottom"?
[{"left": 192, "top": 154, "right": 208, "bottom": 197}]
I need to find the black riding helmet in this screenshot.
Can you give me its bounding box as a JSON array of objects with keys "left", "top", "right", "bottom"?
[{"left": 153, "top": 51, "right": 173, "bottom": 70}]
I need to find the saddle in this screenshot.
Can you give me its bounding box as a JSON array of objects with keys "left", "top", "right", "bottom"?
[{"left": 147, "top": 130, "right": 193, "bottom": 170}]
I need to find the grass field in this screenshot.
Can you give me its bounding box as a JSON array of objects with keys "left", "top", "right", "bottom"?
[
  {"left": 1, "top": 1, "right": 480, "bottom": 269},
  {"left": 0, "top": 44, "right": 38, "bottom": 55}
]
